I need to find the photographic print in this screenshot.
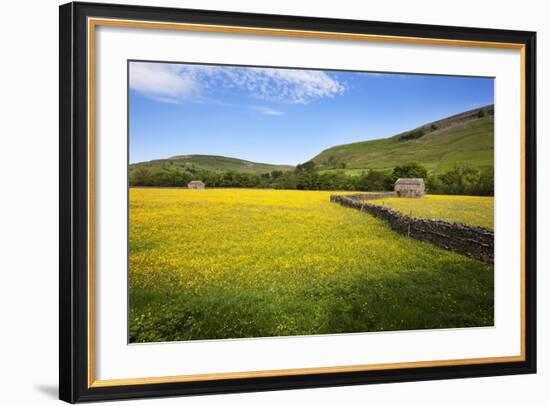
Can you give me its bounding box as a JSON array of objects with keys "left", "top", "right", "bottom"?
[
  {"left": 60, "top": 5, "right": 536, "bottom": 401},
  {"left": 128, "top": 61, "right": 495, "bottom": 344}
]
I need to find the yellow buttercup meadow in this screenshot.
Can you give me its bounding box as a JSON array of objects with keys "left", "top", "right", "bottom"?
[{"left": 129, "top": 188, "right": 494, "bottom": 343}]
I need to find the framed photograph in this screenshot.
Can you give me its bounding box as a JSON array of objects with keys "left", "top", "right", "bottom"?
[{"left": 59, "top": 1, "right": 536, "bottom": 403}]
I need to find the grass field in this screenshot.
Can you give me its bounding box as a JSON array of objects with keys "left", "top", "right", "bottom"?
[
  {"left": 368, "top": 195, "right": 494, "bottom": 229},
  {"left": 129, "top": 188, "right": 493, "bottom": 343}
]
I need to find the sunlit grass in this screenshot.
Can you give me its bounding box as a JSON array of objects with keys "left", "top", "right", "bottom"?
[
  {"left": 129, "top": 188, "right": 493, "bottom": 343},
  {"left": 368, "top": 195, "right": 493, "bottom": 229}
]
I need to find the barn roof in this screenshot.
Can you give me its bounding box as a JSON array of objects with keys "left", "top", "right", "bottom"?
[
  {"left": 188, "top": 180, "right": 204, "bottom": 184},
  {"left": 395, "top": 178, "right": 425, "bottom": 185}
]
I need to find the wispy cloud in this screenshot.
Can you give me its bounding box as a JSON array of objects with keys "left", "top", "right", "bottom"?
[
  {"left": 129, "top": 62, "right": 345, "bottom": 105},
  {"left": 250, "top": 106, "right": 283, "bottom": 116}
]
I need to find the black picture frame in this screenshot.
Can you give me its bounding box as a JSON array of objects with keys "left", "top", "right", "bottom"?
[{"left": 59, "top": 1, "right": 537, "bottom": 403}]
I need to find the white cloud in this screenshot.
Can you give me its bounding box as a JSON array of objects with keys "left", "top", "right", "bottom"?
[
  {"left": 129, "top": 62, "right": 200, "bottom": 104},
  {"left": 129, "top": 62, "right": 345, "bottom": 105},
  {"left": 250, "top": 106, "right": 284, "bottom": 116}
]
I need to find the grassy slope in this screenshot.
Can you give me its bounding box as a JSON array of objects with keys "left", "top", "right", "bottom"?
[
  {"left": 129, "top": 188, "right": 493, "bottom": 343},
  {"left": 130, "top": 154, "right": 294, "bottom": 175},
  {"left": 313, "top": 116, "right": 494, "bottom": 175}
]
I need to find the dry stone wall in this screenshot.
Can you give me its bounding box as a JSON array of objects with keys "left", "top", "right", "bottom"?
[
  {"left": 333, "top": 192, "right": 396, "bottom": 200},
  {"left": 330, "top": 194, "right": 494, "bottom": 265}
]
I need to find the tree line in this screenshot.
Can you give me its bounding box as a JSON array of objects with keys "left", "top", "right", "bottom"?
[{"left": 130, "top": 161, "right": 493, "bottom": 196}]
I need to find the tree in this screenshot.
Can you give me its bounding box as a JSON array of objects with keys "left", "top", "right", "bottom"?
[
  {"left": 294, "top": 161, "right": 319, "bottom": 190},
  {"left": 392, "top": 162, "right": 428, "bottom": 181},
  {"left": 296, "top": 161, "right": 317, "bottom": 173},
  {"left": 426, "top": 174, "right": 443, "bottom": 194},
  {"left": 438, "top": 167, "right": 463, "bottom": 194},
  {"left": 461, "top": 167, "right": 481, "bottom": 195},
  {"left": 357, "top": 169, "right": 391, "bottom": 191},
  {"left": 399, "top": 128, "right": 425, "bottom": 141},
  {"left": 476, "top": 167, "right": 494, "bottom": 196},
  {"left": 433, "top": 166, "right": 494, "bottom": 196},
  {"left": 131, "top": 167, "right": 152, "bottom": 186}
]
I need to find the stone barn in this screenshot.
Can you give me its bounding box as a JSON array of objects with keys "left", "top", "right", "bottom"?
[
  {"left": 188, "top": 180, "right": 205, "bottom": 189},
  {"left": 394, "top": 178, "right": 425, "bottom": 198}
]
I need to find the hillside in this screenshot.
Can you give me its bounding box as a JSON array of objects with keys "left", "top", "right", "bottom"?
[
  {"left": 311, "top": 105, "right": 494, "bottom": 175},
  {"left": 130, "top": 154, "right": 294, "bottom": 176}
]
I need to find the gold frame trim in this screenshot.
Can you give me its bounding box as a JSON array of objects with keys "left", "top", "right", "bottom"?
[{"left": 87, "top": 17, "right": 527, "bottom": 388}]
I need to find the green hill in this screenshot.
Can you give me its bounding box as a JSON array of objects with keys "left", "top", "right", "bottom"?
[
  {"left": 130, "top": 154, "right": 294, "bottom": 176},
  {"left": 311, "top": 105, "right": 494, "bottom": 175}
]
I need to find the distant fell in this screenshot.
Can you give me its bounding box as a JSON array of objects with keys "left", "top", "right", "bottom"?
[
  {"left": 130, "top": 154, "right": 294, "bottom": 175},
  {"left": 311, "top": 105, "right": 494, "bottom": 175}
]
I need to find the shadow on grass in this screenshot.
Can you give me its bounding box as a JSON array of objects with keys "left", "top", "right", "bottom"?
[{"left": 129, "top": 255, "right": 493, "bottom": 343}]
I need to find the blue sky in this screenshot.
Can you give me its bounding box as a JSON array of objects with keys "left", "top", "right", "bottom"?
[{"left": 129, "top": 61, "right": 494, "bottom": 165}]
